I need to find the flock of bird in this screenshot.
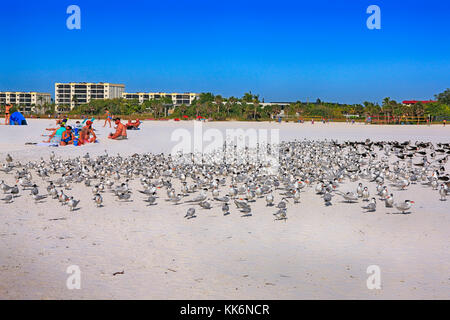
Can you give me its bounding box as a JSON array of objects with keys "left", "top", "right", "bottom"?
[{"left": 0, "top": 139, "right": 449, "bottom": 220}]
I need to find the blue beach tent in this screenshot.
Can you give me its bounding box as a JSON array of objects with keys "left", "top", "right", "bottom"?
[{"left": 9, "top": 111, "right": 28, "bottom": 125}]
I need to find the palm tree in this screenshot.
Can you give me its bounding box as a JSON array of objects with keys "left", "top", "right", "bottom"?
[
  {"left": 214, "top": 94, "right": 223, "bottom": 114},
  {"left": 72, "top": 95, "right": 79, "bottom": 111},
  {"left": 242, "top": 91, "right": 254, "bottom": 103},
  {"left": 252, "top": 94, "right": 260, "bottom": 120},
  {"left": 382, "top": 97, "right": 393, "bottom": 123}
]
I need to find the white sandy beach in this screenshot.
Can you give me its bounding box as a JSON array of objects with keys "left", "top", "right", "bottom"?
[{"left": 0, "top": 119, "right": 449, "bottom": 299}]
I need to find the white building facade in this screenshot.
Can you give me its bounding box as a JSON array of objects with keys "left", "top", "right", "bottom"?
[
  {"left": 55, "top": 82, "right": 125, "bottom": 110},
  {"left": 0, "top": 92, "right": 51, "bottom": 113}
]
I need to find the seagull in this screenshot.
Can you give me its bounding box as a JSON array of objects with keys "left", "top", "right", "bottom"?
[
  {"left": 58, "top": 190, "right": 69, "bottom": 204},
  {"left": 93, "top": 193, "right": 103, "bottom": 207},
  {"left": 222, "top": 203, "right": 230, "bottom": 215},
  {"left": 1, "top": 194, "right": 13, "bottom": 203},
  {"left": 362, "top": 198, "right": 376, "bottom": 212},
  {"left": 293, "top": 189, "right": 301, "bottom": 203},
  {"left": 265, "top": 192, "right": 274, "bottom": 206},
  {"left": 362, "top": 187, "right": 370, "bottom": 201},
  {"left": 138, "top": 188, "right": 156, "bottom": 196},
  {"left": 239, "top": 205, "right": 252, "bottom": 216},
  {"left": 213, "top": 196, "right": 229, "bottom": 203},
  {"left": 185, "top": 190, "right": 207, "bottom": 203},
  {"left": 439, "top": 184, "right": 447, "bottom": 201},
  {"left": 116, "top": 192, "right": 132, "bottom": 202},
  {"left": 199, "top": 200, "right": 212, "bottom": 209},
  {"left": 8, "top": 185, "right": 19, "bottom": 198},
  {"left": 274, "top": 208, "right": 287, "bottom": 221},
  {"left": 0, "top": 180, "right": 13, "bottom": 193},
  {"left": 234, "top": 198, "right": 249, "bottom": 209},
  {"left": 276, "top": 197, "right": 289, "bottom": 209},
  {"left": 68, "top": 197, "right": 80, "bottom": 211},
  {"left": 394, "top": 178, "right": 410, "bottom": 190},
  {"left": 48, "top": 186, "right": 58, "bottom": 199},
  {"left": 184, "top": 207, "right": 196, "bottom": 219},
  {"left": 323, "top": 192, "right": 333, "bottom": 206},
  {"left": 394, "top": 200, "right": 414, "bottom": 214},
  {"left": 33, "top": 194, "right": 47, "bottom": 203},
  {"left": 385, "top": 193, "right": 394, "bottom": 208},
  {"left": 379, "top": 186, "right": 388, "bottom": 200},
  {"left": 168, "top": 194, "right": 183, "bottom": 205},
  {"left": 144, "top": 195, "right": 157, "bottom": 206},
  {"left": 356, "top": 183, "right": 364, "bottom": 197},
  {"left": 338, "top": 191, "right": 358, "bottom": 203},
  {"left": 30, "top": 184, "right": 39, "bottom": 196}
]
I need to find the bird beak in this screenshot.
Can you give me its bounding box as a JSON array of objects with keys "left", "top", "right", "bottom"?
[{"left": 410, "top": 201, "right": 415, "bottom": 203}]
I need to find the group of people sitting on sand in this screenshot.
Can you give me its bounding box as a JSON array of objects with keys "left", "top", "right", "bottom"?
[
  {"left": 43, "top": 113, "right": 135, "bottom": 146},
  {"left": 44, "top": 118, "right": 97, "bottom": 146}
]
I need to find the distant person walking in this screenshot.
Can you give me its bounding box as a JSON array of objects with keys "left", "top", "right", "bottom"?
[
  {"left": 444, "top": 119, "right": 446, "bottom": 127},
  {"left": 4, "top": 104, "right": 12, "bottom": 125},
  {"left": 103, "top": 108, "right": 112, "bottom": 128}
]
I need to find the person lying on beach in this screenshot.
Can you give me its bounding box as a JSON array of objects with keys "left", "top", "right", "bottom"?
[
  {"left": 126, "top": 119, "right": 141, "bottom": 130},
  {"left": 79, "top": 121, "right": 97, "bottom": 145},
  {"left": 45, "top": 119, "right": 63, "bottom": 131},
  {"left": 43, "top": 123, "right": 66, "bottom": 143},
  {"left": 60, "top": 126, "right": 75, "bottom": 146},
  {"left": 108, "top": 118, "right": 127, "bottom": 140}
]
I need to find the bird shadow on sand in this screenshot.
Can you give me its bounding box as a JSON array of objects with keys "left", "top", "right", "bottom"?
[
  {"left": 386, "top": 211, "right": 411, "bottom": 215},
  {"left": 223, "top": 212, "right": 230, "bottom": 216},
  {"left": 241, "top": 214, "right": 252, "bottom": 217},
  {"left": 71, "top": 207, "right": 81, "bottom": 212},
  {"left": 186, "top": 215, "right": 197, "bottom": 219}
]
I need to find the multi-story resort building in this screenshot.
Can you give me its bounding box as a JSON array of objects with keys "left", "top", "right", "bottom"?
[
  {"left": 54, "top": 82, "right": 125, "bottom": 110},
  {"left": 0, "top": 91, "right": 51, "bottom": 113},
  {"left": 122, "top": 92, "right": 199, "bottom": 106}
]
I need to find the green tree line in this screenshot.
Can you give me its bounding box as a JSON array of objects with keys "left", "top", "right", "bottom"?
[{"left": 6, "top": 88, "right": 449, "bottom": 122}]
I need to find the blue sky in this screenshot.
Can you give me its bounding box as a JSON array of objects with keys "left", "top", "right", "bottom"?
[{"left": 0, "top": 0, "right": 449, "bottom": 104}]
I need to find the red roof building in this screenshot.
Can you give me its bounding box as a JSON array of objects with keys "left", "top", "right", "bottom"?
[{"left": 402, "top": 100, "right": 437, "bottom": 105}]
